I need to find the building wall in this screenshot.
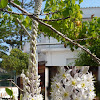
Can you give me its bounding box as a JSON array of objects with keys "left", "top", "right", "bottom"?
[
  {"left": 42, "top": 48, "right": 81, "bottom": 66},
  {"left": 81, "top": 7, "right": 100, "bottom": 18},
  {"left": 22, "top": 7, "right": 100, "bottom": 100},
  {"left": 22, "top": 7, "right": 100, "bottom": 68}
]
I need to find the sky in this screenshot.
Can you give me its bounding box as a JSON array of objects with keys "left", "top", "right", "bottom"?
[
  {"left": 41, "top": 0, "right": 100, "bottom": 18},
  {"left": 12, "top": 0, "right": 100, "bottom": 17},
  {"left": 78, "top": 0, "right": 100, "bottom": 8},
  {"left": 41, "top": 0, "right": 100, "bottom": 8}
]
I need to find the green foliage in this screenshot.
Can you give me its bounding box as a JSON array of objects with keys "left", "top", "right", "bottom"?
[
  {"left": 0, "top": 0, "right": 33, "bottom": 49},
  {"left": 0, "top": 51, "right": 7, "bottom": 58},
  {"left": 39, "top": 0, "right": 100, "bottom": 53},
  {"left": 75, "top": 40, "right": 100, "bottom": 66},
  {"left": 0, "top": 11, "right": 3, "bottom": 18},
  {"left": 0, "top": 0, "right": 100, "bottom": 65},
  {"left": 39, "top": 0, "right": 84, "bottom": 49},
  {"left": 20, "top": 94, "right": 23, "bottom": 100},
  {"left": 5, "top": 88, "right": 13, "bottom": 97},
  {"left": 0, "top": 40, "right": 8, "bottom": 59},
  {"left": 0, "top": 0, "right": 8, "bottom": 8},
  {"left": 75, "top": 52, "right": 97, "bottom": 66},
  {"left": 5, "top": 88, "right": 18, "bottom": 99},
  {"left": 5, "top": 88, "right": 19, "bottom": 100},
  {"left": 0, "top": 12, "right": 30, "bottom": 49},
  {"left": 79, "top": 0, "right": 83, "bottom": 4},
  {"left": 1, "top": 48, "right": 29, "bottom": 74},
  {"left": 14, "top": 0, "right": 21, "bottom": 5}
]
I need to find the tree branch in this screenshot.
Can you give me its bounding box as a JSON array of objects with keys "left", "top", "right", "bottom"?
[
  {"left": 40, "top": 17, "right": 70, "bottom": 21},
  {"left": 0, "top": 79, "right": 24, "bottom": 92},
  {"left": 0, "top": 8, "right": 91, "bottom": 22},
  {"left": 8, "top": 1, "right": 100, "bottom": 65},
  {"left": 0, "top": 8, "right": 29, "bottom": 15},
  {"left": 9, "top": 1, "right": 29, "bottom": 14},
  {"left": 34, "top": 20, "right": 100, "bottom": 65},
  {"left": 33, "top": 11, "right": 59, "bottom": 16},
  {"left": 0, "top": 9, "right": 70, "bottom": 22},
  {"left": 73, "top": 37, "right": 93, "bottom": 42},
  {"left": 0, "top": 8, "right": 59, "bottom": 16},
  {"left": 10, "top": 80, "right": 24, "bottom": 92},
  {"left": 16, "top": 18, "right": 32, "bottom": 38},
  {"left": 0, "top": 79, "right": 14, "bottom": 82}
]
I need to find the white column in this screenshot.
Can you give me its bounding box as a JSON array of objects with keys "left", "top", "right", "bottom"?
[
  {"left": 45, "top": 67, "right": 49, "bottom": 100},
  {"left": 98, "top": 66, "right": 100, "bottom": 81},
  {"left": 36, "top": 51, "right": 38, "bottom": 74}
]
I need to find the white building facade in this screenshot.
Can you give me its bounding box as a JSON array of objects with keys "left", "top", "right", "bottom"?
[
  {"left": 23, "top": 7, "right": 100, "bottom": 100},
  {"left": 23, "top": 7, "right": 100, "bottom": 67}
]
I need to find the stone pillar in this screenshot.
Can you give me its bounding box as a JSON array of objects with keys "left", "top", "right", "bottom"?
[{"left": 98, "top": 66, "right": 100, "bottom": 81}]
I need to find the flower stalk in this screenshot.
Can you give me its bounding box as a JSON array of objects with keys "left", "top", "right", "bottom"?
[{"left": 21, "top": 0, "right": 43, "bottom": 100}]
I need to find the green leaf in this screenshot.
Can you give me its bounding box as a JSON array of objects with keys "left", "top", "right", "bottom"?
[
  {"left": 14, "top": 0, "right": 21, "bottom": 5},
  {"left": 79, "top": 0, "right": 83, "bottom": 4},
  {"left": 5, "top": 88, "right": 13, "bottom": 96},
  {"left": 92, "top": 32, "right": 97, "bottom": 38},
  {"left": 8, "top": 8, "right": 12, "bottom": 11},
  {"left": 4, "top": 14, "right": 8, "bottom": 20},
  {"left": 50, "top": 0, "right": 53, "bottom": 5},
  {"left": 19, "top": 15, "right": 24, "bottom": 21},
  {"left": 10, "top": 15, "right": 14, "bottom": 21},
  {"left": 0, "top": 0, "right": 8, "bottom": 8},
  {"left": 20, "top": 94, "right": 23, "bottom": 100},
  {"left": 0, "top": 12, "right": 3, "bottom": 18},
  {"left": 45, "top": 15, "right": 49, "bottom": 20},
  {"left": 29, "top": 21, "right": 32, "bottom": 30},
  {"left": 75, "top": 4, "right": 80, "bottom": 10},
  {"left": 72, "top": 0, "right": 75, "bottom": 4},
  {"left": 97, "top": 18, "right": 100, "bottom": 27},
  {"left": 25, "top": 16, "right": 30, "bottom": 25}
]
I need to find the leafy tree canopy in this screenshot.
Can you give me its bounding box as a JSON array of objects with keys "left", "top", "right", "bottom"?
[
  {"left": 0, "top": 40, "right": 8, "bottom": 59},
  {"left": 0, "top": 0, "right": 31, "bottom": 51},
  {"left": 1, "top": 48, "right": 29, "bottom": 74},
  {"left": 75, "top": 39, "right": 100, "bottom": 66},
  {"left": 39, "top": 0, "right": 100, "bottom": 50},
  {"left": 0, "top": 0, "right": 100, "bottom": 65}
]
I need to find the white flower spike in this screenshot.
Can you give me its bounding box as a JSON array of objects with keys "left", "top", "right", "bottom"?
[{"left": 51, "top": 66, "right": 96, "bottom": 100}]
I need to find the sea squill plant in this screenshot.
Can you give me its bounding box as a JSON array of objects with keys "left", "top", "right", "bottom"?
[
  {"left": 21, "top": 0, "right": 43, "bottom": 100},
  {"left": 51, "top": 66, "right": 96, "bottom": 100}
]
